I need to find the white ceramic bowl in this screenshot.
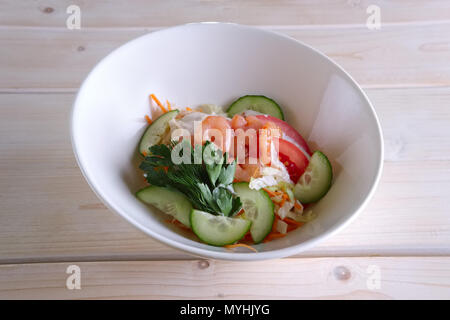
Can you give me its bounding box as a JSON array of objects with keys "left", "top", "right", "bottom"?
[{"left": 71, "top": 23, "right": 383, "bottom": 261}]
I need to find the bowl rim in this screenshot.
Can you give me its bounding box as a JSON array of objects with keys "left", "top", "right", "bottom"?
[{"left": 70, "top": 22, "right": 384, "bottom": 261}]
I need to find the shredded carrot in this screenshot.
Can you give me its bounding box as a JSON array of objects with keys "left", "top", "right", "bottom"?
[
  {"left": 282, "top": 193, "right": 289, "bottom": 200},
  {"left": 153, "top": 166, "right": 168, "bottom": 173},
  {"left": 263, "top": 232, "right": 286, "bottom": 243},
  {"left": 224, "top": 243, "right": 258, "bottom": 253},
  {"left": 142, "top": 151, "right": 148, "bottom": 157},
  {"left": 166, "top": 100, "right": 172, "bottom": 111},
  {"left": 262, "top": 188, "right": 282, "bottom": 198},
  {"left": 272, "top": 215, "right": 280, "bottom": 232},
  {"left": 271, "top": 196, "right": 286, "bottom": 206},
  {"left": 186, "top": 107, "right": 192, "bottom": 111},
  {"left": 270, "top": 233, "right": 287, "bottom": 239},
  {"left": 294, "top": 201, "right": 302, "bottom": 210},
  {"left": 150, "top": 94, "right": 167, "bottom": 113},
  {"left": 164, "top": 219, "right": 191, "bottom": 230},
  {"left": 283, "top": 217, "right": 304, "bottom": 227},
  {"left": 145, "top": 115, "right": 152, "bottom": 124}
]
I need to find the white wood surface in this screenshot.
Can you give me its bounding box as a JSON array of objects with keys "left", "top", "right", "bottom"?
[
  {"left": 0, "top": 0, "right": 449, "bottom": 299},
  {"left": 2, "top": 0, "right": 450, "bottom": 27},
  {"left": 2, "top": 23, "right": 450, "bottom": 90},
  {"left": 1, "top": 88, "right": 449, "bottom": 263},
  {"left": 1, "top": 257, "right": 449, "bottom": 299}
]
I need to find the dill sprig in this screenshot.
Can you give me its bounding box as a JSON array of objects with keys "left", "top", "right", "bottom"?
[{"left": 139, "top": 141, "right": 242, "bottom": 216}]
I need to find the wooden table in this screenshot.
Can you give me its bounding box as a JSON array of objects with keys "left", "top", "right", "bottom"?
[{"left": 1, "top": 1, "right": 450, "bottom": 299}]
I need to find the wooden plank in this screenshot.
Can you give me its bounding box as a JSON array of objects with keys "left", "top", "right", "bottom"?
[
  {"left": 0, "top": 93, "right": 190, "bottom": 261},
  {"left": 366, "top": 88, "right": 450, "bottom": 162},
  {"left": 1, "top": 22, "right": 450, "bottom": 90},
  {"left": 0, "top": 29, "right": 137, "bottom": 91},
  {"left": 1, "top": 0, "right": 450, "bottom": 28},
  {"left": 0, "top": 87, "right": 449, "bottom": 263},
  {"left": 0, "top": 257, "right": 449, "bottom": 299}
]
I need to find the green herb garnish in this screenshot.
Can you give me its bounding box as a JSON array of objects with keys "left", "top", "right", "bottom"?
[{"left": 139, "top": 141, "right": 242, "bottom": 216}]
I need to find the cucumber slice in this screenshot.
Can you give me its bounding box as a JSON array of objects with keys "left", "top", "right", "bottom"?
[
  {"left": 190, "top": 209, "right": 251, "bottom": 246},
  {"left": 138, "top": 110, "right": 178, "bottom": 155},
  {"left": 227, "top": 95, "right": 284, "bottom": 120},
  {"left": 294, "top": 151, "right": 333, "bottom": 204},
  {"left": 233, "top": 182, "right": 274, "bottom": 243},
  {"left": 136, "top": 185, "right": 192, "bottom": 227}
]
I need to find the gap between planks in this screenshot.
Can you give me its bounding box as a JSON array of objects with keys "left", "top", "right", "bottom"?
[
  {"left": 2, "top": 253, "right": 450, "bottom": 267},
  {"left": 4, "top": 82, "right": 450, "bottom": 94},
  {"left": 2, "top": 19, "right": 450, "bottom": 31}
]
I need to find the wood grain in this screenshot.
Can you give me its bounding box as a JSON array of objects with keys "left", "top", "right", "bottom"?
[
  {"left": 1, "top": 0, "right": 450, "bottom": 28},
  {"left": 1, "top": 87, "right": 449, "bottom": 263},
  {"left": 1, "top": 0, "right": 450, "bottom": 300},
  {"left": 1, "top": 257, "right": 449, "bottom": 299},
  {"left": 1, "top": 22, "right": 450, "bottom": 90}
]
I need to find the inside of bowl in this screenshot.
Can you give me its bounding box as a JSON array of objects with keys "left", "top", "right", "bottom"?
[{"left": 72, "top": 23, "right": 382, "bottom": 258}]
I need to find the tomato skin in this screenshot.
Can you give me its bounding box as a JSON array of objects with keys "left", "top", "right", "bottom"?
[
  {"left": 277, "top": 139, "right": 309, "bottom": 183},
  {"left": 255, "top": 115, "right": 312, "bottom": 156}
]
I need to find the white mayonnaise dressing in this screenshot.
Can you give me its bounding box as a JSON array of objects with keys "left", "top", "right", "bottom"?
[
  {"left": 198, "top": 104, "right": 228, "bottom": 117},
  {"left": 169, "top": 112, "right": 209, "bottom": 135},
  {"left": 241, "top": 110, "right": 267, "bottom": 117}
]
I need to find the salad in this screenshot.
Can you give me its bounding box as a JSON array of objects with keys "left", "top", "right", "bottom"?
[{"left": 136, "top": 94, "right": 333, "bottom": 251}]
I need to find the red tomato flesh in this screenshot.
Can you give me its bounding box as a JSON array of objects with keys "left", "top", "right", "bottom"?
[
  {"left": 255, "top": 115, "right": 312, "bottom": 156},
  {"left": 277, "top": 139, "right": 309, "bottom": 183}
]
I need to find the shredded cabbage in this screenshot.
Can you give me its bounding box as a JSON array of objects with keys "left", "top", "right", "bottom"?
[{"left": 276, "top": 220, "right": 288, "bottom": 234}]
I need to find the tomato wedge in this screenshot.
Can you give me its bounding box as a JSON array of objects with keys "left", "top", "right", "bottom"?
[
  {"left": 255, "top": 115, "right": 312, "bottom": 157},
  {"left": 277, "top": 139, "right": 309, "bottom": 183}
]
